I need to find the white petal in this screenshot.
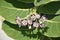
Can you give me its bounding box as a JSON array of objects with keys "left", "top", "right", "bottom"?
[
  {"left": 39, "top": 21, "right": 43, "bottom": 24},
  {"left": 33, "top": 22, "right": 39, "bottom": 28},
  {"left": 22, "top": 20, "right": 27, "bottom": 26},
  {"left": 35, "top": 14, "right": 40, "bottom": 19},
  {"left": 27, "top": 19, "right": 32, "bottom": 25},
  {"left": 29, "top": 26, "right": 31, "bottom": 29}
]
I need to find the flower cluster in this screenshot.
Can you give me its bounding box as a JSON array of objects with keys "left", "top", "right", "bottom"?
[{"left": 15, "top": 14, "right": 47, "bottom": 29}]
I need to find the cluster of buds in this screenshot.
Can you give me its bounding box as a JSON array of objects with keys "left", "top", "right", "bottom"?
[{"left": 15, "top": 14, "right": 47, "bottom": 29}]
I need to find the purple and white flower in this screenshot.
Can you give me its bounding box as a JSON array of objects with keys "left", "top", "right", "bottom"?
[
  {"left": 35, "top": 14, "right": 40, "bottom": 19},
  {"left": 27, "top": 19, "right": 32, "bottom": 25},
  {"left": 33, "top": 22, "right": 39, "bottom": 28},
  {"left": 41, "top": 15, "right": 47, "bottom": 21},
  {"left": 30, "top": 14, "right": 36, "bottom": 21},
  {"left": 21, "top": 19, "right": 27, "bottom": 26},
  {"left": 16, "top": 16, "right": 22, "bottom": 28}
]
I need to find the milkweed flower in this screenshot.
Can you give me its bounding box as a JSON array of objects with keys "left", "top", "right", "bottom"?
[
  {"left": 41, "top": 15, "right": 47, "bottom": 21},
  {"left": 35, "top": 14, "right": 40, "bottom": 19},
  {"left": 15, "top": 14, "right": 47, "bottom": 29},
  {"left": 21, "top": 19, "right": 28, "bottom": 26},
  {"left": 27, "top": 19, "right": 32, "bottom": 25},
  {"left": 33, "top": 22, "right": 39, "bottom": 28},
  {"left": 16, "top": 16, "right": 22, "bottom": 28},
  {"left": 30, "top": 14, "right": 36, "bottom": 21},
  {"left": 39, "top": 19, "right": 45, "bottom": 28}
]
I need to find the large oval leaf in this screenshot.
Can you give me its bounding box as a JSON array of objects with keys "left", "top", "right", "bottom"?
[
  {"left": 37, "top": 1, "right": 60, "bottom": 14},
  {"left": 0, "top": 6, "right": 30, "bottom": 24},
  {"left": 0, "top": 0, "right": 34, "bottom": 24},
  {"left": 2, "top": 20, "right": 51, "bottom": 40},
  {"left": 37, "top": 1, "right": 60, "bottom": 37},
  {"left": 2, "top": 21, "right": 38, "bottom": 40},
  {"left": 43, "top": 15, "right": 60, "bottom": 37},
  {"left": 17, "top": 0, "right": 60, "bottom": 7}
]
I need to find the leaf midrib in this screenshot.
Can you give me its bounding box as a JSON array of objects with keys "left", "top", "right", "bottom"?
[
  {"left": 46, "top": 20, "right": 60, "bottom": 23},
  {"left": 0, "top": 6, "right": 29, "bottom": 11}
]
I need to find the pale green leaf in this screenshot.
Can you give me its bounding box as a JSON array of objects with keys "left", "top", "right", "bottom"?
[
  {"left": 0, "top": 0, "right": 32, "bottom": 24},
  {"left": 43, "top": 15, "right": 60, "bottom": 37}
]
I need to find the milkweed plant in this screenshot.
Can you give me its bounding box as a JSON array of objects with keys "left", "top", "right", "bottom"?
[{"left": 0, "top": 0, "right": 60, "bottom": 40}]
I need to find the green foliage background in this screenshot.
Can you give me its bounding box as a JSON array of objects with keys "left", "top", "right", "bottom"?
[{"left": 0, "top": 0, "right": 60, "bottom": 40}]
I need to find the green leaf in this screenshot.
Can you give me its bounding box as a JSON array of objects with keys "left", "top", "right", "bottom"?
[
  {"left": 37, "top": 1, "right": 60, "bottom": 37},
  {"left": 18, "top": 0, "right": 34, "bottom": 3},
  {"left": 0, "top": 0, "right": 60, "bottom": 39},
  {"left": 37, "top": 1, "right": 60, "bottom": 14},
  {"left": 43, "top": 15, "right": 60, "bottom": 37},
  {"left": 0, "top": 6, "right": 30, "bottom": 24},
  {"left": 2, "top": 21, "right": 38, "bottom": 40},
  {"left": 2, "top": 20, "right": 52, "bottom": 40},
  {"left": 0, "top": 0, "right": 32, "bottom": 24},
  {"left": 34, "top": 0, "right": 60, "bottom": 6}
]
